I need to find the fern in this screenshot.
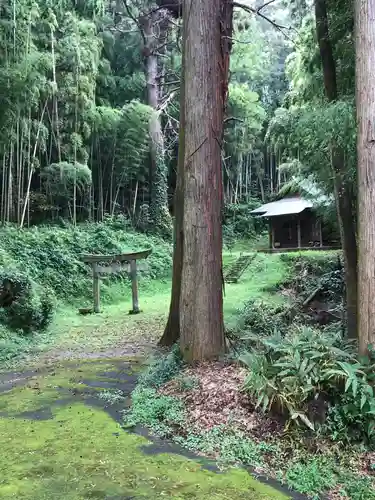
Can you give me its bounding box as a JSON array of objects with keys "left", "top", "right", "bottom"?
[{"left": 240, "top": 327, "right": 375, "bottom": 436}]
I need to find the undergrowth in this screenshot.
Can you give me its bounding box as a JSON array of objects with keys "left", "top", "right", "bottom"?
[
  {"left": 237, "top": 299, "right": 293, "bottom": 336},
  {"left": 0, "top": 218, "right": 171, "bottom": 338},
  {"left": 126, "top": 333, "right": 375, "bottom": 499},
  {"left": 279, "top": 251, "right": 344, "bottom": 305},
  {"left": 124, "top": 386, "right": 185, "bottom": 437},
  {"left": 138, "top": 344, "right": 183, "bottom": 389},
  {"left": 233, "top": 251, "right": 345, "bottom": 345},
  {"left": 124, "top": 345, "right": 185, "bottom": 436},
  {"left": 175, "top": 425, "right": 272, "bottom": 469},
  {"left": 240, "top": 327, "right": 375, "bottom": 440},
  {"left": 280, "top": 456, "right": 375, "bottom": 499},
  {"left": 282, "top": 456, "right": 336, "bottom": 498},
  {"left": 0, "top": 217, "right": 172, "bottom": 302}
]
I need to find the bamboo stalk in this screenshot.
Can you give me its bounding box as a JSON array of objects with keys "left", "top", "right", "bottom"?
[
  {"left": 20, "top": 101, "right": 48, "bottom": 228},
  {"left": 133, "top": 180, "right": 139, "bottom": 216}
]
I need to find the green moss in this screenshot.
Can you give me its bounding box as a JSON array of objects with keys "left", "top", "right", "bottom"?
[
  {"left": 0, "top": 403, "right": 287, "bottom": 499},
  {"left": 0, "top": 384, "right": 62, "bottom": 413},
  {"left": 0, "top": 360, "right": 130, "bottom": 413},
  {"left": 0, "top": 362, "right": 289, "bottom": 499}
]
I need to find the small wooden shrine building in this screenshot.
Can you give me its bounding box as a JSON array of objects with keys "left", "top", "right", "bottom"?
[{"left": 251, "top": 195, "right": 336, "bottom": 251}]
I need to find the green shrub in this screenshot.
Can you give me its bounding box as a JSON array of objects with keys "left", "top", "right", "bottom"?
[
  {"left": 223, "top": 200, "right": 266, "bottom": 239},
  {"left": 139, "top": 344, "right": 183, "bottom": 389},
  {"left": 279, "top": 251, "right": 343, "bottom": 303},
  {"left": 279, "top": 251, "right": 341, "bottom": 278},
  {"left": 338, "top": 475, "right": 375, "bottom": 500},
  {"left": 0, "top": 269, "right": 55, "bottom": 333},
  {"left": 284, "top": 457, "right": 336, "bottom": 498},
  {"left": 0, "top": 219, "right": 172, "bottom": 301},
  {"left": 238, "top": 299, "right": 293, "bottom": 336},
  {"left": 123, "top": 386, "right": 185, "bottom": 437},
  {"left": 322, "top": 367, "right": 375, "bottom": 444},
  {"left": 0, "top": 324, "right": 31, "bottom": 362},
  {"left": 240, "top": 327, "right": 375, "bottom": 439},
  {"left": 284, "top": 456, "right": 375, "bottom": 499},
  {"left": 175, "top": 425, "right": 267, "bottom": 468},
  {"left": 124, "top": 345, "right": 184, "bottom": 436}
]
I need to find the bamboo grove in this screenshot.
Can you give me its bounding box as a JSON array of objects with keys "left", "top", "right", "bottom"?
[{"left": 0, "top": 0, "right": 288, "bottom": 230}]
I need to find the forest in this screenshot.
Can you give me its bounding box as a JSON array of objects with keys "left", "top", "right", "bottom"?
[{"left": 1, "top": 0, "right": 375, "bottom": 499}]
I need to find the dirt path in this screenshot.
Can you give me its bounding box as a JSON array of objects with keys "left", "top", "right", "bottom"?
[{"left": 37, "top": 340, "right": 154, "bottom": 364}]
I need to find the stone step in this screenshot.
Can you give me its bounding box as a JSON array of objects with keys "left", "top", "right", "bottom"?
[{"left": 224, "top": 253, "right": 257, "bottom": 283}]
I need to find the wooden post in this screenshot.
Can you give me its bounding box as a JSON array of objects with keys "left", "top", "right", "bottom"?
[
  {"left": 297, "top": 217, "right": 301, "bottom": 248},
  {"left": 319, "top": 219, "right": 323, "bottom": 247},
  {"left": 268, "top": 220, "right": 273, "bottom": 249},
  {"left": 129, "top": 259, "right": 140, "bottom": 314},
  {"left": 93, "top": 264, "right": 100, "bottom": 313}
]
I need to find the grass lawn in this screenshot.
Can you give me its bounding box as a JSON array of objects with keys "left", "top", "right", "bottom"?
[
  {"left": 4, "top": 249, "right": 288, "bottom": 368},
  {"left": 224, "top": 252, "right": 287, "bottom": 328}
]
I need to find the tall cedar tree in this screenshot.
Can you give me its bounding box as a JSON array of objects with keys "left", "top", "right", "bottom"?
[
  {"left": 355, "top": 0, "right": 375, "bottom": 353},
  {"left": 159, "top": 19, "right": 185, "bottom": 346},
  {"left": 159, "top": 0, "right": 184, "bottom": 347},
  {"left": 159, "top": 0, "right": 233, "bottom": 354},
  {"left": 179, "top": 0, "right": 228, "bottom": 361},
  {"left": 315, "top": 0, "right": 358, "bottom": 339}
]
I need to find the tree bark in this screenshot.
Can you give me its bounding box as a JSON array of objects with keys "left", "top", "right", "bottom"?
[
  {"left": 315, "top": 0, "right": 358, "bottom": 339},
  {"left": 178, "top": 0, "right": 231, "bottom": 362},
  {"left": 160, "top": 0, "right": 233, "bottom": 351},
  {"left": 143, "top": 13, "right": 172, "bottom": 236},
  {"left": 355, "top": 0, "right": 375, "bottom": 353},
  {"left": 159, "top": 35, "right": 186, "bottom": 346}
]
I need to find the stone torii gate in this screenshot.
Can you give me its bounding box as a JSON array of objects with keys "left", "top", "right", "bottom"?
[{"left": 81, "top": 249, "right": 152, "bottom": 314}]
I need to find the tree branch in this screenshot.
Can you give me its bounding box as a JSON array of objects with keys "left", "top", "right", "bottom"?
[
  {"left": 233, "top": 1, "right": 295, "bottom": 40},
  {"left": 257, "top": 0, "right": 276, "bottom": 13},
  {"left": 157, "top": 91, "right": 176, "bottom": 113},
  {"left": 122, "top": 0, "right": 146, "bottom": 44},
  {"left": 224, "top": 116, "right": 245, "bottom": 124},
  {"left": 155, "top": 0, "right": 182, "bottom": 18}
]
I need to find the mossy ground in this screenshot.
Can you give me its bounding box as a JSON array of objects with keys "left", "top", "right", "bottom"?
[
  {"left": 0, "top": 249, "right": 305, "bottom": 498},
  {"left": 0, "top": 360, "right": 289, "bottom": 499}
]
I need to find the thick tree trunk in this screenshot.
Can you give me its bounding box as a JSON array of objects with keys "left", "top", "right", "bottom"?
[
  {"left": 159, "top": 44, "right": 186, "bottom": 346},
  {"left": 315, "top": 0, "right": 358, "bottom": 339},
  {"left": 160, "top": 0, "right": 232, "bottom": 350},
  {"left": 178, "top": 0, "right": 231, "bottom": 362},
  {"left": 143, "top": 13, "right": 172, "bottom": 236},
  {"left": 332, "top": 173, "right": 358, "bottom": 339},
  {"left": 355, "top": 0, "right": 375, "bottom": 353}
]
